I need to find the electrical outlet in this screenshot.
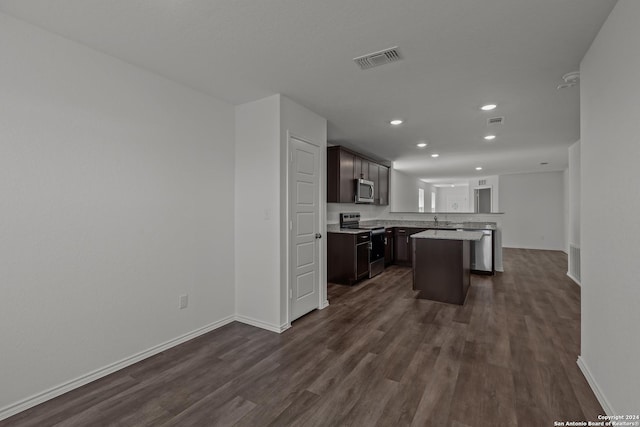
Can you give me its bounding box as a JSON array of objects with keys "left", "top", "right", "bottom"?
[{"left": 179, "top": 294, "right": 188, "bottom": 309}]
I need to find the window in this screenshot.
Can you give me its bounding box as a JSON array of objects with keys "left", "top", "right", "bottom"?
[
  {"left": 418, "top": 188, "right": 425, "bottom": 212},
  {"left": 431, "top": 191, "right": 436, "bottom": 212}
]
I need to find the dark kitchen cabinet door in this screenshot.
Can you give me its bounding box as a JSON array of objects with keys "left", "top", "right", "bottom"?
[
  {"left": 354, "top": 157, "right": 369, "bottom": 181},
  {"left": 327, "top": 146, "right": 390, "bottom": 205},
  {"left": 369, "top": 162, "right": 379, "bottom": 203},
  {"left": 327, "top": 146, "right": 356, "bottom": 203},
  {"left": 378, "top": 166, "right": 389, "bottom": 206},
  {"left": 356, "top": 237, "right": 370, "bottom": 279},
  {"left": 394, "top": 228, "right": 426, "bottom": 267},
  {"left": 384, "top": 229, "right": 394, "bottom": 265},
  {"left": 338, "top": 150, "right": 355, "bottom": 203},
  {"left": 328, "top": 231, "right": 370, "bottom": 285},
  {"left": 395, "top": 228, "right": 409, "bottom": 265}
]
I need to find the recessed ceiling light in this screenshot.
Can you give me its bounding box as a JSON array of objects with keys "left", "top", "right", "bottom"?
[
  {"left": 484, "top": 135, "right": 496, "bottom": 140},
  {"left": 431, "top": 153, "right": 439, "bottom": 158},
  {"left": 390, "top": 119, "right": 403, "bottom": 126},
  {"left": 451, "top": 185, "right": 455, "bottom": 188},
  {"left": 475, "top": 167, "right": 483, "bottom": 171},
  {"left": 481, "top": 104, "right": 497, "bottom": 111},
  {"left": 417, "top": 142, "right": 427, "bottom": 148}
]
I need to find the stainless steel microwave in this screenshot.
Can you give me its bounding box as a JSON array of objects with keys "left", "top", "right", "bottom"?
[{"left": 355, "top": 179, "right": 374, "bottom": 203}]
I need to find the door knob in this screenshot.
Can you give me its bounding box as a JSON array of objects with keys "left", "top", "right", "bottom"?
[{"left": 315, "top": 233, "right": 322, "bottom": 239}]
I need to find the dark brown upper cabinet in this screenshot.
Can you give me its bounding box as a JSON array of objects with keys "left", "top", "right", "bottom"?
[
  {"left": 327, "top": 146, "right": 389, "bottom": 205},
  {"left": 368, "top": 162, "right": 379, "bottom": 203},
  {"left": 378, "top": 165, "right": 389, "bottom": 206},
  {"left": 354, "top": 157, "right": 368, "bottom": 181}
]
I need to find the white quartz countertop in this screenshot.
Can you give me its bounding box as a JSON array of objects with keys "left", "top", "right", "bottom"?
[
  {"left": 326, "top": 228, "right": 369, "bottom": 235},
  {"left": 326, "top": 220, "right": 497, "bottom": 234},
  {"left": 411, "top": 230, "right": 484, "bottom": 241}
]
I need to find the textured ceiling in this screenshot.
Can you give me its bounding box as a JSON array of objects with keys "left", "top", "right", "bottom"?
[{"left": 0, "top": 0, "right": 617, "bottom": 182}]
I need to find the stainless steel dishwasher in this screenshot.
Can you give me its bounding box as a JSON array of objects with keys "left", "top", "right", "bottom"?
[{"left": 470, "top": 229, "right": 494, "bottom": 274}]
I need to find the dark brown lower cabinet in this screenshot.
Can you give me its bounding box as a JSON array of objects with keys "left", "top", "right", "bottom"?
[
  {"left": 394, "top": 227, "right": 426, "bottom": 267},
  {"left": 328, "top": 231, "right": 371, "bottom": 285},
  {"left": 412, "top": 237, "right": 471, "bottom": 305},
  {"left": 356, "top": 237, "right": 370, "bottom": 278},
  {"left": 394, "top": 228, "right": 409, "bottom": 265},
  {"left": 384, "top": 228, "right": 394, "bottom": 266}
]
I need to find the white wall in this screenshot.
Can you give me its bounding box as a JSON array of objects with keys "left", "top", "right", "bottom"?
[
  {"left": 564, "top": 169, "right": 570, "bottom": 254},
  {"left": 0, "top": 12, "right": 236, "bottom": 416},
  {"left": 436, "top": 185, "right": 470, "bottom": 212},
  {"left": 568, "top": 141, "right": 581, "bottom": 248},
  {"left": 280, "top": 96, "right": 328, "bottom": 326},
  {"left": 235, "top": 94, "right": 327, "bottom": 331},
  {"left": 567, "top": 141, "right": 581, "bottom": 280},
  {"left": 579, "top": 0, "right": 640, "bottom": 414},
  {"left": 390, "top": 167, "right": 427, "bottom": 212},
  {"left": 235, "top": 95, "right": 282, "bottom": 331},
  {"left": 499, "top": 171, "right": 565, "bottom": 250}
]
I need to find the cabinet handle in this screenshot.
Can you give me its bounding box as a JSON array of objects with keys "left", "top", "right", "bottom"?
[
  {"left": 398, "top": 229, "right": 406, "bottom": 233},
  {"left": 406, "top": 237, "right": 409, "bottom": 244},
  {"left": 384, "top": 237, "right": 388, "bottom": 245}
]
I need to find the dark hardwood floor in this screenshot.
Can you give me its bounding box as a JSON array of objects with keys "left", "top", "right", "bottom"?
[{"left": 1, "top": 248, "right": 603, "bottom": 426}]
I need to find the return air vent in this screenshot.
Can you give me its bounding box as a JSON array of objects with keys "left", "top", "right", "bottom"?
[
  {"left": 487, "top": 116, "right": 504, "bottom": 126},
  {"left": 354, "top": 47, "right": 402, "bottom": 70},
  {"left": 479, "top": 179, "right": 487, "bottom": 186}
]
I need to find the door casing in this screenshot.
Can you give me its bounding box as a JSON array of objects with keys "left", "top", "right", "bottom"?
[{"left": 285, "top": 132, "right": 326, "bottom": 327}]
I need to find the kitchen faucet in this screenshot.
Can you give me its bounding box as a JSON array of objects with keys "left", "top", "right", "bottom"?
[{"left": 434, "top": 215, "right": 438, "bottom": 227}]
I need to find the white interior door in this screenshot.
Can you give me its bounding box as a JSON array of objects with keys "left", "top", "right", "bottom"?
[{"left": 289, "top": 137, "right": 320, "bottom": 321}]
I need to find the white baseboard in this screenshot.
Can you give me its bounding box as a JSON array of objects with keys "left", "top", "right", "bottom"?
[
  {"left": 0, "top": 315, "right": 236, "bottom": 422},
  {"left": 1, "top": 308, "right": 323, "bottom": 421},
  {"left": 234, "top": 315, "right": 284, "bottom": 333},
  {"left": 577, "top": 356, "right": 615, "bottom": 416},
  {"left": 280, "top": 323, "right": 291, "bottom": 333},
  {"left": 320, "top": 300, "right": 329, "bottom": 309},
  {"left": 567, "top": 272, "right": 581, "bottom": 286},
  {"left": 502, "top": 244, "right": 567, "bottom": 251}
]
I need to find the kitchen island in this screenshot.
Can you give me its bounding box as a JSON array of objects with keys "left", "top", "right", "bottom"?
[
  {"left": 327, "top": 218, "right": 500, "bottom": 273},
  {"left": 411, "top": 230, "right": 483, "bottom": 305}
]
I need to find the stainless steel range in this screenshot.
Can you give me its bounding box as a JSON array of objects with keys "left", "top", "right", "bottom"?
[{"left": 339, "top": 212, "right": 386, "bottom": 278}]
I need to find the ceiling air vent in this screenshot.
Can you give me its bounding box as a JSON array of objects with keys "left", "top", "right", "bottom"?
[
  {"left": 487, "top": 116, "right": 504, "bottom": 126},
  {"left": 354, "top": 47, "right": 402, "bottom": 70},
  {"left": 479, "top": 179, "right": 487, "bottom": 186}
]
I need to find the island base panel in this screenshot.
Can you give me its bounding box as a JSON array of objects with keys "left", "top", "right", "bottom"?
[{"left": 413, "top": 239, "right": 471, "bottom": 305}]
